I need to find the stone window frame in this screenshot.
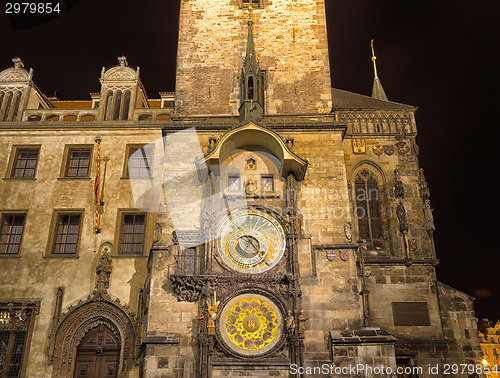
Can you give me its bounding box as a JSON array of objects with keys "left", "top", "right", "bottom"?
[
  {"left": 60, "top": 144, "right": 93, "bottom": 179},
  {"left": 350, "top": 162, "right": 389, "bottom": 252},
  {"left": 227, "top": 175, "right": 242, "bottom": 192},
  {"left": 241, "top": 0, "right": 262, "bottom": 9},
  {"left": 0, "top": 89, "right": 23, "bottom": 122},
  {"left": 103, "top": 89, "right": 132, "bottom": 121},
  {"left": 261, "top": 174, "right": 274, "bottom": 192},
  {"left": 51, "top": 212, "right": 83, "bottom": 255},
  {"left": 0, "top": 299, "right": 40, "bottom": 378},
  {"left": 116, "top": 211, "right": 147, "bottom": 256},
  {"left": 5, "top": 145, "right": 41, "bottom": 179},
  {"left": 0, "top": 212, "right": 26, "bottom": 255},
  {"left": 45, "top": 209, "right": 85, "bottom": 257},
  {"left": 122, "top": 144, "right": 154, "bottom": 179}
]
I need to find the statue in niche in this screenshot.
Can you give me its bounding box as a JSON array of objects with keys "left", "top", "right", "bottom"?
[
  {"left": 396, "top": 201, "right": 408, "bottom": 233},
  {"left": 246, "top": 157, "right": 256, "bottom": 170},
  {"left": 197, "top": 311, "right": 205, "bottom": 334},
  {"left": 95, "top": 248, "right": 112, "bottom": 291},
  {"left": 206, "top": 300, "right": 220, "bottom": 335},
  {"left": 298, "top": 310, "right": 308, "bottom": 335},
  {"left": 286, "top": 310, "right": 295, "bottom": 336}
]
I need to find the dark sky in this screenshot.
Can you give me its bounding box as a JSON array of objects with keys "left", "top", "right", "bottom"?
[{"left": 1, "top": 0, "right": 499, "bottom": 320}]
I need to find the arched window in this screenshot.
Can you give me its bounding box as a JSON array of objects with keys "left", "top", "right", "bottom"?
[
  {"left": 104, "top": 91, "right": 113, "bottom": 120},
  {"left": 10, "top": 91, "right": 21, "bottom": 121},
  {"left": 113, "top": 90, "right": 122, "bottom": 120},
  {"left": 2, "top": 91, "right": 13, "bottom": 121},
  {"left": 121, "top": 90, "right": 131, "bottom": 120},
  {"left": 247, "top": 76, "right": 254, "bottom": 100},
  {"left": 354, "top": 169, "right": 383, "bottom": 243}
]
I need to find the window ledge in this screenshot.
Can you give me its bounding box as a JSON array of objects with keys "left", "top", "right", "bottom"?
[
  {"left": 3, "top": 177, "right": 36, "bottom": 181},
  {"left": 57, "top": 177, "right": 91, "bottom": 181},
  {"left": 0, "top": 254, "right": 21, "bottom": 258},
  {"left": 43, "top": 254, "right": 79, "bottom": 259},
  {"left": 113, "top": 254, "right": 147, "bottom": 258},
  {"left": 120, "top": 177, "right": 154, "bottom": 180}
]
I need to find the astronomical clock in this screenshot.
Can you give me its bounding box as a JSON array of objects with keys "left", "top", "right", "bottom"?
[{"left": 216, "top": 209, "right": 286, "bottom": 274}]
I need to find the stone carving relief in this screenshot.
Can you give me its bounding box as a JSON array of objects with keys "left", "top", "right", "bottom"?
[
  {"left": 48, "top": 291, "right": 139, "bottom": 374},
  {"left": 169, "top": 276, "right": 204, "bottom": 302}
]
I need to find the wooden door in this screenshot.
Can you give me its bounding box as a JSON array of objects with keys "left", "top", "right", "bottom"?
[{"left": 74, "top": 325, "right": 120, "bottom": 377}]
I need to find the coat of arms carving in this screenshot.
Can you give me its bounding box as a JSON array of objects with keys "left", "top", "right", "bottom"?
[
  {"left": 396, "top": 141, "right": 411, "bottom": 155},
  {"left": 373, "top": 145, "right": 383, "bottom": 155},
  {"left": 352, "top": 139, "right": 366, "bottom": 154},
  {"left": 384, "top": 145, "right": 395, "bottom": 155}
]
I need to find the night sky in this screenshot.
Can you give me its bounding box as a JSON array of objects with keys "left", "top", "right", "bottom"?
[{"left": 1, "top": 1, "right": 499, "bottom": 320}]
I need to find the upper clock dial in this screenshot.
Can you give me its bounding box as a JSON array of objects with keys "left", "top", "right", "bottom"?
[{"left": 217, "top": 209, "right": 285, "bottom": 273}]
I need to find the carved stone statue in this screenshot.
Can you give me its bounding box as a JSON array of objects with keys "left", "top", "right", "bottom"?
[
  {"left": 396, "top": 201, "right": 408, "bottom": 234},
  {"left": 171, "top": 230, "right": 179, "bottom": 246},
  {"left": 244, "top": 179, "right": 258, "bottom": 196},
  {"left": 197, "top": 311, "right": 205, "bottom": 334},
  {"left": 298, "top": 310, "right": 308, "bottom": 335},
  {"left": 344, "top": 222, "right": 352, "bottom": 241},
  {"left": 118, "top": 56, "right": 128, "bottom": 67},
  {"left": 153, "top": 223, "right": 162, "bottom": 245},
  {"left": 12, "top": 57, "right": 24, "bottom": 68},
  {"left": 206, "top": 300, "right": 220, "bottom": 335},
  {"left": 394, "top": 169, "right": 405, "bottom": 199},
  {"left": 95, "top": 248, "right": 112, "bottom": 291},
  {"left": 286, "top": 310, "right": 295, "bottom": 336}
]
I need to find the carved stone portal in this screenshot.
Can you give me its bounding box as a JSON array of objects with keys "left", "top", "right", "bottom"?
[{"left": 48, "top": 292, "right": 139, "bottom": 377}]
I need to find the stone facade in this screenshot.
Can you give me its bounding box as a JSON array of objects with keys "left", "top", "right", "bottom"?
[
  {"left": 0, "top": 1, "right": 483, "bottom": 377},
  {"left": 175, "top": 0, "right": 332, "bottom": 116},
  {"left": 479, "top": 320, "right": 500, "bottom": 377}
]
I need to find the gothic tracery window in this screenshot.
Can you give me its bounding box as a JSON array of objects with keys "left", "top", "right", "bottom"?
[
  {"left": 354, "top": 169, "right": 383, "bottom": 244},
  {"left": 0, "top": 90, "right": 22, "bottom": 122}
]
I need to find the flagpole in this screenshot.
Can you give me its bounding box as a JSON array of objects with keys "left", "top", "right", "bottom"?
[{"left": 94, "top": 136, "right": 102, "bottom": 234}]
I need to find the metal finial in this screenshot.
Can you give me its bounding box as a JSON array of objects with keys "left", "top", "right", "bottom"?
[{"left": 370, "top": 39, "right": 378, "bottom": 78}]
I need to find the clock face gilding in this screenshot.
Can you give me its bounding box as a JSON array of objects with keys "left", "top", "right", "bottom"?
[
  {"left": 217, "top": 209, "right": 285, "bottom": 273},
  {"left": 219, "top": 294, "right": 283, "bottom": 356}
]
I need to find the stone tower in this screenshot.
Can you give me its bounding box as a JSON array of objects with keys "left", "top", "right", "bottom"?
[
  {"left": 141, "top": 1, "right": 482, "bottom": 376},
  {"left": 174, "top": 0, "right": 332, "bottom": 116}
]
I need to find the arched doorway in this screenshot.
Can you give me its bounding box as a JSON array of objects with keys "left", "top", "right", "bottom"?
[{"left": 74, "top": 325, "right": 120, "bottom": 377}]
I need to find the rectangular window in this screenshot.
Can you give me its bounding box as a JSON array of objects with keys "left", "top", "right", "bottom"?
[
  {"left": 126, "top": 146, "right": 152, "bottom": 178},
  {"left": 65, "top": 148, "right": 91, "bottom": 178},
  {"left": 0, "top": 214, "right": 25, "bottom": 254},
  {"left": 52, "top": 214, "right": 81, "bottom": 254},
  {"left": 0, "top": 303, "right": 36, "bottom": 378},
  {"left": 261, "top": 175, "right": 274, "bottom": 192},
  {"left": 118, "top": 213, "right": 146, "bottom": 255},
  {"left": 242, "top": 0, "right": 261, "bottom": 8},
  {"left": 228, "top": 176, "right": 241, "bottom": 192},
  {"left": 11, "top": 148, "right": 39, "bottom": 178}
]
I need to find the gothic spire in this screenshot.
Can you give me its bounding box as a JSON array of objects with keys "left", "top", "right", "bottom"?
[
  {"left": 370, "top": 40, "right": 388, "bottom": 101},
  {"left": 239, "top": 5, "right": 264, "bottom": 123},
  {"left": 243, "top": 6, "right": 259, "bottom": 76}
]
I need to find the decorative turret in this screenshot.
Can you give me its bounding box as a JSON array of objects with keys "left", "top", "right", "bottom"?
[
  {"left": 239, "top": 6, "right": 264, "bottom": 123},
  {"left": 370, "top": 40, "right": 388, "bottom": 101}
]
